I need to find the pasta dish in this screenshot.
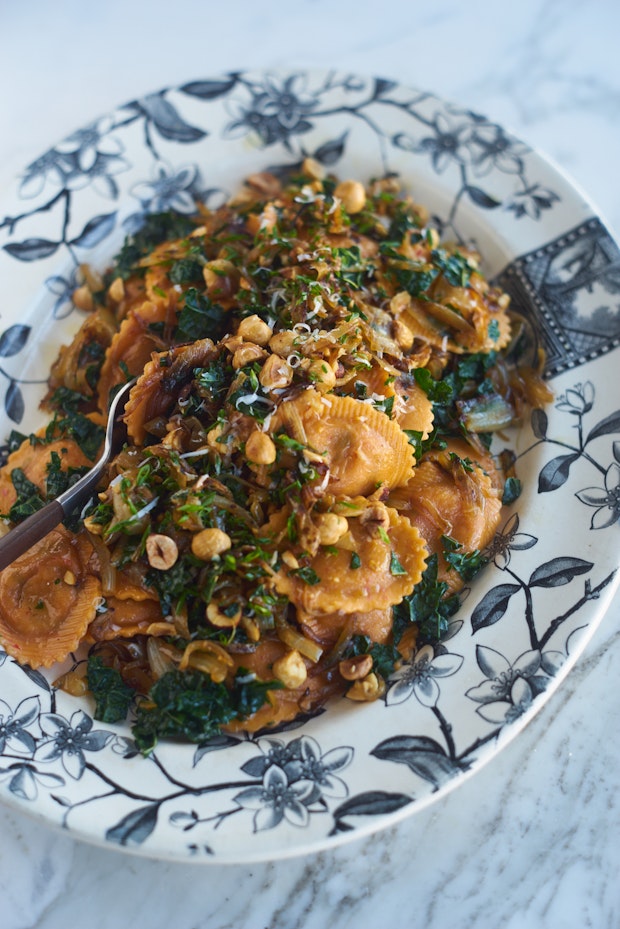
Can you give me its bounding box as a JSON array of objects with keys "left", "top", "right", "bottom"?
[{"left": 0, "top": 163, "right": 550, "bottom": 750}]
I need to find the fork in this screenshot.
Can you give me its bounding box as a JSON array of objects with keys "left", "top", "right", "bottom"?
[{"left": 0, "top": 378, "right": 135, "bottom": 572}]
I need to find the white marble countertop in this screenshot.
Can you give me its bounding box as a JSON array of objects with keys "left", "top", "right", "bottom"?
[{"left": 0, "top": 1, "right": 619, "bottom": 926}]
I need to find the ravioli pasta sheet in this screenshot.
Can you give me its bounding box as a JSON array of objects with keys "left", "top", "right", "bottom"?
[{"left": 0, "top": 165, "right": 551, "bottom": 750}]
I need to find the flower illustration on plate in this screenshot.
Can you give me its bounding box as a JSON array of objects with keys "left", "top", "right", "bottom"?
[
  {"left": 505, "top": 183, "right": 560, "bottom": 219},
  {"left": 233, "top": 763, "right": 316, "bottom": 832},
  {"left": 0, "top": 762, "right": 64, "bottom": 801},
  {"left": 468, "top": 123, "right": 528, "bottom": 178},
  {"left": 33, "top": 710, "right": 113, "bottom": 779},
  {"left": 466, "top": 644, "right": 564, "bottom": 725},
  {"left": 131, "top": 163, "right": 198, "bottom": 213},
  {"left": 576, "top": 460, "right": 620, "bottom": 529},
  {"left": 555, "top": 381, "right": 595, "bottom": 415},
  {"left": 415, "top": 112, "right": 474, "bottom": 173},
  {"left": 19, "top": 116, "right": 127, "bottom": 200},
  {"left": 45, "top": 269, "right": 81, "bottom": 319},
  {"left": 386, "top": 643, "right": 464, "bottom": 707},
  {"left": 0, "top": 696, "right": 40, "bottom": 754},
  {"left": 242, "top": 735, "right": 352, "bottom": 805},
  {"left": 232, "top": 736, "right": 353, "bottom": 831},
  {"left": 484, "top": 513, "right": 538, "bottom": 569},
  {"left": 224, "top": 74, "right": 317, "bottom": 145},
  {"left": 19, "top": 149, "right": 69, "bottom": 199},
  {"left": 54, "top": 115, "right": 125, "bottom": 174}
]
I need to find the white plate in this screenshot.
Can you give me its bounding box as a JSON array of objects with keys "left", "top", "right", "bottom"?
[{"left": 0, "top": 69, "right": 619, "bottom": 863}]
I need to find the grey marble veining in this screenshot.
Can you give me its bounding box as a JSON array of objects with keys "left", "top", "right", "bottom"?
[{"left": 0, "top": 1, "right": 619, "bottom": 927}]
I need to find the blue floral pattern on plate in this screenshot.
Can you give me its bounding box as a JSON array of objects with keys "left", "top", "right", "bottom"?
[{"left": 0, "top": 69, "right": 618, "bottom": 862}]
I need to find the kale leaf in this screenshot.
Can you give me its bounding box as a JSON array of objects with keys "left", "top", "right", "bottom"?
[
  {"left": 393, "top": 554, "right": 460, "bottom": 644},
  {"left": 131, "top": 668, "right": 280, "bottom": 753},
  {"left": 175, "top": 287, "right": 226, "bottom": 342},
  {"left": 114, "top": 212, "right": 196, "bottom": 279},
  {"left": 87, "top": 656, "right": 134, "bottom": 724}
]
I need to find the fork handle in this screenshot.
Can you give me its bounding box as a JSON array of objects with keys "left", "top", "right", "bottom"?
[{"left": 0, "top": 500, "right": 64, "bottom": 572}]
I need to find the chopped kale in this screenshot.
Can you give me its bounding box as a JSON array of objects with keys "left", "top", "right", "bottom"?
[
  {"left": 169, "top": 258, "right": 204, "bottom": 285},
  {"left": 146, "top": 554, "right": 201, "bottom": 615},
  {"left": 7, "top": 429, "right": 27, "bottom": 453},
  {"left": 114, "top": 212, "right": 196, "bottom": 279},
  {"left": 343, "top": 635, "right": 400, "bottom": 679},
  {"left": 431, "top": 248, "right": 473, "bottom": 287},
  {"left": 502, "top": 476, "right": 522, "bottom": 505},
  {"left": 290, "top": 565, "right": 321, "bottom": 586},
  {"left": 7, "top": 469, "right": 45, "bottom": 522},
  {"left": 41, "top": 408, "right": 105, "bottom": 461},
  {"left": 132, "top": 668, "right": 280, "bottom": 753},
  {"left": 333, "top": 246, "right": 370, "bottom": 289},
  {"left": 392, "top": 265, "right": 439, "bottom": 297},
  {"left": 350, "top": 552, "right": 362, "bottom": 570},
  {"left": 49, "top": 386, "right": 89, "bottom": 414},
  {"left": 87, "top": 656, "right": 134, "bottom": 724},
  {"left": 45, "top": 451, "right": 89, "bottom": 500},
  {"left": 389, "top": 551, "right": 407, "bottom": 576},
  {"left": 441, "top": 535, "right": 487, "bottom": 581},
  {"left": 175, "top": 287, "right": 226, "bottom": 342},
  {"left": 393, "top": 554, "right": 460, "bottom": 644}
]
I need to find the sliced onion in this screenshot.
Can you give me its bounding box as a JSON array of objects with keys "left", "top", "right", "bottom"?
[
  {"left": 457, "top": 394, "right": 515, "bottom": 432},
  {"left": 275, "top": 615, "right": 323, "bottom": 662},
  {"left": 88, "top": 532, "right": 117, "bottom": 596}
]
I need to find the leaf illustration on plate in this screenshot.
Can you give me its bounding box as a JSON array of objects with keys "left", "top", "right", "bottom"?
[
  {"left": 106, "top": 803, "right": 159, "bottom": 846},
  {"left": 531, "top": 407, "right": 548, "bottom": 438},
  {"left": 372, "top": 77, "right": 398, "bottom": 97},
  {"left": 4, "top": 381, "right": 24, "bottom": 424},
  {"left": 371, "top": 735, "right": 463, "bottom": 788},
  {"left": 180, "top": 76, "right": 239, "bottom": 100},
  {"left": 169, "top": 809, "right": 199, "bottom": 829},
  {"left": 585, "top": 409, "right": 620, "bottom": 443},
  {"left": 471, "top": 583, "right": 521, "bottom": 632},
  {"left": 70, "top": 212, "right": 117, "bottom": 249},
  {"left": 465, "top": 186, "right": 501, "bottom": 209},
  {"left": 313, "top": 132, "right": 349, "bottom": 166},
  {"left": 17, "top": 662, "right": 51, "bottom": 692},
  {"left": 538, "top": 453, "right": 580, "bottom": 492},
  {"left": 139, "top": 93, "right": 207, "bottom": 143},
  {"left": 330, "top": 790, "right": 411, "bottom": 832},
  {"left": 528, "top": 556, "right": 593, "bottom": 588},
  {"left": 193, "top": 733, "right": 242, "bottom": 767},
  {"left": 0, "top": 324, "right": 31, "bottom": 357},
  {"left": 3, "top": 238, "right": 59, "bottom": 262}
]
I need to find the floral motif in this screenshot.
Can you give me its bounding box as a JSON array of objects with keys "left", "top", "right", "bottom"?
[
  {"left": 576, "top": 461, "right": 620, "bottom": 528},
  {"left": 0, "top": 69, "right": 616, "bottom": 861},
  {"left": 386, "top": 644, "right": 464, "bottom": 707},
  {"left": 484, "top": 513, "right": 537, "bottom": 569},
  {"left": 523, "top": 380, "right": 620, "bottom": 528},
  {"left": 130, "top": 163, "right": 198, "bottom": 213},
  {"left": 0, "top": 696, "right": 39, "bottom": 754},
  {"left": 20, "top": 117, "right": 127, "bottom": 200},
  {"left": 505, "top": 183, "right": 560, "bottom": 219},
  {"left": 45, "top": 270, "right": 82, "bottom": 319},
  {"left": 224, "top": 74, "right": 317, "bottom": 145},
  {"left": 0, "top": 762, "right": 64, "bottom": 801},
  {"left": 468, "top": 123, "right": 528, "bottom": 178},
  {"left": 556, "top": 381, "right": 595, "bottom": 415},
  {"left": 415, "top": 112, "right": 474, "bottom": 173},
  {"left": 233, "top": 764, "right": 315, "bottom": 832},
  {"left": 466, "top": 645, "right": 565, "bottom": 726},
  {"left": 33, "top": 710, "right": 113, "bottom": 779}
]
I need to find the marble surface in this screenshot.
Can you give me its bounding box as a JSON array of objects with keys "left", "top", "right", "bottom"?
[{"left": 0, "top": 0, "right": 619, "bottom": 926}]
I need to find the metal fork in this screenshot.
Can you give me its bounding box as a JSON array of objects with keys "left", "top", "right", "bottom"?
[{"left": 0, "top": 378, "right": 135, "bottom": 572}]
